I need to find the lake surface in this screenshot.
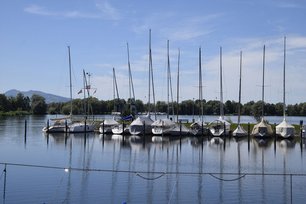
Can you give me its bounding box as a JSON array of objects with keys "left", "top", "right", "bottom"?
[{"left": 0, "top": 115, "right": 306, "bottom": 204}]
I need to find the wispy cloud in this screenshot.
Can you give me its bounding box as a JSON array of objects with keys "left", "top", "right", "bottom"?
[
  {"left": 95, "top": 1, "right": 121, "bottom": 20},
  {"left": 24, "top": 1, "right": 121, "bottom": 20},
  {"left": 132, "top": 12, "right": 222, "bottom": 41}
]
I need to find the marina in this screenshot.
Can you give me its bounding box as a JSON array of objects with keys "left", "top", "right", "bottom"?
[{"left": 1, "top": 115, "right": 306, "bottom": 203}]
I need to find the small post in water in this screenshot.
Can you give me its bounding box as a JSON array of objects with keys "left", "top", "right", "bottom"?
[
  {"left": 46, "top": 119, "right": 49, "bottom": 131},
  {"left": 247, "top": 123, "right": 250, "bottom": 152},
  {"left": 24, "top": 120, "right": 27, "bottom": 143}
]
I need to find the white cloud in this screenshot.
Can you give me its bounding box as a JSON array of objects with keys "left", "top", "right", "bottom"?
[
  {"left": 95, "top": 1, "right": 121, "bottom": 20},
  {"left": 24, "top": 2, "right": 120, "bottom": 20}
]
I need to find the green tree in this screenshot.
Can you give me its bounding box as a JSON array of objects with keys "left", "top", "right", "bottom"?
[
  {"left": 31, "top": 94, "right": 47, "bottom": 114},
  {"left": 0, "top": 94, "right": 9, "bottom": 112}
]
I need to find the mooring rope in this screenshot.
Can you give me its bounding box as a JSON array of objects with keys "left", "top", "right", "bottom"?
[
  {"left": 209, "top": 173, "right": 246, "bottom": 181},
  {"left": 135, "top": 172, "right": 166, "bottom": 180},
  {"left": 0, "top": 165, "right": 6, "bottom": 181},
  {"left": 1, "top": 162, "right": 306, "bottom": 181}
]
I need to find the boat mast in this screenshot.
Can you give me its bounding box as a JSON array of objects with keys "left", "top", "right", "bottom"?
[
  {"left": 167, "top": 40, "right": 170, "bottom": 119},
  {"left": 166, "top": 40, "right": 174, "bottom": 119},
  {"left": 148, "top": 30, "right": 151, "bottom": 116},
  {"left": 127, "top": 43, "right": 135, "bottom": 101},
  {"left": 127, "top": 42, "right": 136, "bottom": 115},
  {"left": 283, "top": 36, "right": 286, "bottom": 119},
  {"left": 199, "top": 47, "right": 204, "bottom": 121},
  {"left": 113, "top": 68, "right": 120, "bottom": 112},
  {"left": 83, "top": 70, "right": 87, "bottom": 115},
  {"left": 220, "top": 47, "right": 224, "bottom": 119},
  {"left": 68, "top": 46, "right": 73, "bottom": 116},
  {"left": 148, "top": 29, "right": 156, "bottom": 119},
  {"left": 262, "top": 45, "right": 266, "bottom": 119},
  {"left": 237, "top": 51, "right": 242, "bottom": 125},
  {"left": 176, "top": 48, "right": 180, "bottom": 122}
]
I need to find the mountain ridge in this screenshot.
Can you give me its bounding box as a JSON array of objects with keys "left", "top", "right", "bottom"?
[{"left": 4, "top": 89, "right": 70, "bottom": 104}]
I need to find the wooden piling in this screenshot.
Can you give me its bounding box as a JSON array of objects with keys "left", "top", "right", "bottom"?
[
  {"left": 247, "top": 122, "right": 250, "bottom": 152},
  {"left": 65, "top": 120, "right": 68, "bottom": 133},
  {"left": 46, "top": 119, "right": 49, "bottom": 131},
  {"left": 24, "top": 120, "right": 27, "bottom": 143},
  {"left": 102, "top": 121, "right": 105, "bottom": 134}
]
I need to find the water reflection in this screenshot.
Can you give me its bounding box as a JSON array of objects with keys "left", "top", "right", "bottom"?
[{"left": 2, "top": 125, "right": 306, "bottom": 203}]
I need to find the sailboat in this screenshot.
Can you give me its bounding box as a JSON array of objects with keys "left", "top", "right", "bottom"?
[
  {"left": 209, "top": 47, "right": 231, "bottom": 137},
  {"left": 129, "top": 29, "right": 154, "bottom": 135},
  {"left": 43, "top": 46, "right": 74, "bottom": 133},
  {"left": 233, "top": 51, "right": 247, "bottom": 137},
  {"left": 68, "top": 69, "right": 95, "bottom": 133},
  {"left": 276, "top": 37, "right": 295, "bottom": 138},
  {"left": 151, "top": 41, "right": 189, "bottom": 136},
  {"left": 111, "top": 43, "right": 136, "bottom": 135},
  {"left": 190, "top": 47, "right": 209, "bottom": 136},
  {"left": 251, "top": 45, "right": 273, "bottom": 137},
  {"left": 99, "top": 68, "right": 120, "bottom": 134}
]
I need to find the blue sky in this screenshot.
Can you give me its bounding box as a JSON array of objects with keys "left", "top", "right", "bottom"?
[{"left": 1, "top": 0, "right": 306, "bottom": 105}]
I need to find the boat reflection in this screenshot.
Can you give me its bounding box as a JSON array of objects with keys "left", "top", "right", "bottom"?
[
  {"left": 253, "top": 137, "right": 273, "bottom": 148},
  {"left": 278, "top": 139, "right": 296, "bottom": 154}
]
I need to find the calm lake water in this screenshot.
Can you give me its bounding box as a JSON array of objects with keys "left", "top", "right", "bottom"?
[{"left": 0, "top": 115, "right": 306, "bottom": 204}]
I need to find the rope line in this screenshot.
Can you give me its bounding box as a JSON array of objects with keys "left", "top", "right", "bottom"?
[
  {"left": 135, "top": 172, "right": 166, "bottom": 180},
  {"left": 0, "top": 169, "right": 4, "bottom": 181},
  {"left": 1, "top": 162, "right": 306, "bottom": 179},
  {"left": 209, "top": 173, "right": 246, "bottom": 181},
  {"left": 0, "top": 165, "right": 6, "bottom": 181}
]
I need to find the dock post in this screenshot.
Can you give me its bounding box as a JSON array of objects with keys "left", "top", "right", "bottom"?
[
  {"left": 247, "top": 123, "right": 250, "bottom": 152},
  {"left": 65, "top": 120, "right": 68, "bottom": 133},
  {"left": 84, "top": 119, "right": 87, "bottom": 133},
  {"left": 143, "top": 121, "right": 146, "bottom": 147},
  {"left": 24, "top": 120, "right": 27, "bottom": 144},
  {"left": 46, "top": 119, "right": 49, "bottom": 131},
  {"left": 123, "top": 122, "right": 125, "bottom": 136},
  {"left": 201, "top": 122, "right": 204, "bottom": 136},
  {"left": 179, "top": 120, "right": 182, "bottom": 144},
  {"left": 143, "top": 121, "right": 145, "bottom": 137},
  {"left": 300, "top": 120, "right": 303, "bottom": 139},
  {"left": 102, "top": 121, "right": 105, "bottom": 134},
  {"left": 274, "top": 123, "right": 277, "bottom": 153}
]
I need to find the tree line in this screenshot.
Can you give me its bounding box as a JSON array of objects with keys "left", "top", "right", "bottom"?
[
  {"left": 2, "top": 93, "right": 306, "bottom": 118},
  {"left": 0, "top": 93, "right": 47, "bottom": 115}
]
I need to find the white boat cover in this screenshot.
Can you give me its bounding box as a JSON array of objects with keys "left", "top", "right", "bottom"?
[
  {"left": 251, "top": 118, "right": 273, "bottom": 137},
  {"left": 209, "top": 116, "right": 231, "bottom": 136},
  {"left": 276, "top": 119, "right": 295, "bottom": 138},
  {"left": 102, "top": 118, "right": 119, "bottom": 126},
  {"left": 232, "top": 124, "right": 247, "bottom": 137},
  {"left": 190, "top": 121, "right": 209, "bottom": 135},
  {"left": 151, "top": 118, "right": 175, "bottom": 127},
  {"left": 129, "top": 114, "right": 153, "bottom": 135},
  {"left": 69, "top": 122, "right": 95, "bottom": 133},
  {"left": 152, "top": 118, "right": 189, "bottom": 136}
]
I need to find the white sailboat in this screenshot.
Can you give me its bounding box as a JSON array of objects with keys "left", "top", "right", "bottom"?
[
  {"left": 190, "top": 47, "right": 209, "bottom": 136},
  {"left": 209, "top": 47, "right": 231, "bottom": 137},
  {"left": 129, "top": 29, "right": 154, "bottom": 135},
  {"left": 233, "top": 51, "right": 247, "bottom": 137},
  {"left": 99, "top": 68, "right": 120, "bottom": 134},
  {"left": 251, "top": 45, "right": 273, "bottom": 137},
  {"left": 68, "top": 69, "right": 95, "bottom": 133},
  {"left": 276, "top": 37, "right": 295, "bottom": 138},
  {"left": 43, "top": 46, "right": 74, "bottom": 133},
  {"left": 111, "top": 43, "right": 136, "bottom": 135},
  {"left": 152, "top": 41, "right": 189, "bottom": 136}
]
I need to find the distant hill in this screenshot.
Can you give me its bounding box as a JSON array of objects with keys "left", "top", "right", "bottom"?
[{"left": 4, "top": 89, "right": 70, "bottom": 104}]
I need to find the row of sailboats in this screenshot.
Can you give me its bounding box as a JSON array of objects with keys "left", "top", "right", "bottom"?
[
  {"left": 44, "top": 36, "right": 295, "bottom": 139},
  {"left": 251, "top": 37, "right": 295, "bottom": 139},
  {"left": 43, "top": 46, "right": 95, "bottom": 133}
]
